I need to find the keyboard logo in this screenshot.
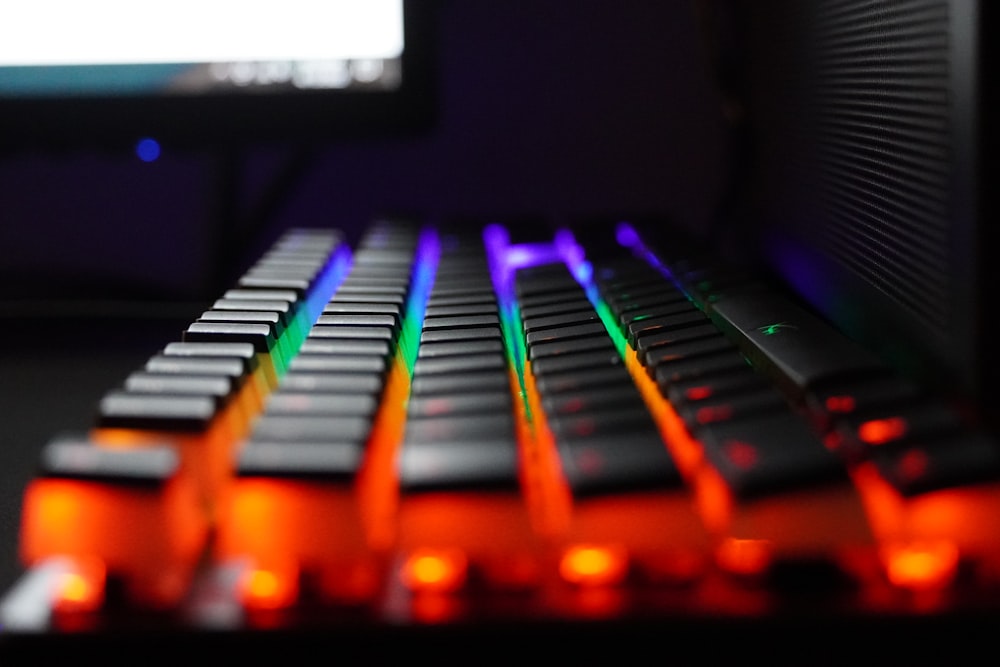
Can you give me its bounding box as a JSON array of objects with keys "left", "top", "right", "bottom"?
[{"left": 757, "top": 322, "right": 798, "bottom": 336}]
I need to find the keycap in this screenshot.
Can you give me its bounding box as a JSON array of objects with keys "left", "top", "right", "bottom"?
[
  {"left": 398, "top": 440, "right": 521, "bottom": 492},
  {"left": 710, "top": 291, "right": 888, "bottom": 396},
  {"left": 20, "top": 437, "right": 207, "bottom": 607}
]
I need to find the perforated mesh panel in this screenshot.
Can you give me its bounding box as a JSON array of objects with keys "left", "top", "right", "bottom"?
[{"left": 810, "top": 0, "right": 953, "bottom": 336}]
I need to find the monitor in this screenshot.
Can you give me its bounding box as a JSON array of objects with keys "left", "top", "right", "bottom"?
[{"left": 0, "top": 0, "right": 435, "bottom": 149}]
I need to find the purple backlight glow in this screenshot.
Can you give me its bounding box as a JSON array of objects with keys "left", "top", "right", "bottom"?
[
  {"left": 554, "top": 229, "right": 591, "bottom": 284},
  {"left": 615, "top": 221, "right": 640, "bottom": 249}
]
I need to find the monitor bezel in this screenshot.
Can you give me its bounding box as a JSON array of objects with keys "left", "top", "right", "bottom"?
[{"left": 0, "top": 0, "right": 436, "bottom": 150}]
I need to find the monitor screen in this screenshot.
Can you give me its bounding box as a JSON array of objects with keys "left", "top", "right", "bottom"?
[{"left": 0, "top": 0, "right": 433, "bottom": 148}]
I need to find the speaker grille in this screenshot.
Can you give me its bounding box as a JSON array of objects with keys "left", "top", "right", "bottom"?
[{"left": 810, "top": 0, "right": 953, "bottom": 336}]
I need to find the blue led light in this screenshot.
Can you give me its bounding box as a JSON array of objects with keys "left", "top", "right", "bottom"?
[{"left": 135, "top": 137, "right": 161, "bottom": 162}]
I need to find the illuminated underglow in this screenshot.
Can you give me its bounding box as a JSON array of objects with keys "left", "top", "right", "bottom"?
[
  {"left": 302, "top": 243, "right": 353, "bottom": 329},
  {"left": 613, "top": 221, "right": 676, "bottom": 283},
  {"left": 858, "top": 417, "right": 909, "bottom": 446},
  {"left": 716, "top": 538, "right": 772, "bottom": 577},
  {"left": 614, "top": 222, "right": 640, "bottom": 248},
  {"left": 241, "top": 563, "right": 299, "bottom": 610},
  {"left": 883, "top": 541, "right": 959, "bottom": 590},
  {"left": 559, "top": 544, "right": 629, "bottom": 587},
  {"left": 52, "top": 557, "right": 106, "bottom": 614},
  {"left": 401, "top": 549, "right": 467, "bottom": 593},
  {"left": 400, "top": 228, "right": 440, "bottom": 374}
]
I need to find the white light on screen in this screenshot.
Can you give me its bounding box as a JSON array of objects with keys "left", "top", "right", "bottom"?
[{"left": 0, "top": 0, "right": 403, "bottom": 66}]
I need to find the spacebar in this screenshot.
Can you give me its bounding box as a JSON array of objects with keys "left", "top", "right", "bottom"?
[{"left": 708, "top": 290, "right": 887, "bottom": 396}]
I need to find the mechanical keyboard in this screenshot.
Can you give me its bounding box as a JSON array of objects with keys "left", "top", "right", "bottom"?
[{"left": 3, "top": 218, "right": 999, "bottom": 658}]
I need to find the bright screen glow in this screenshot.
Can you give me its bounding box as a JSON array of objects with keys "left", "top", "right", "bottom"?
[{"left": 0, "top": 0, "right": 404, "bottom": 95}]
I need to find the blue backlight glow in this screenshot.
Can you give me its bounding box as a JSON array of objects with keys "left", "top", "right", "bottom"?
[{"left": 135, "top": 137, "right": 161, "bottom": 162}]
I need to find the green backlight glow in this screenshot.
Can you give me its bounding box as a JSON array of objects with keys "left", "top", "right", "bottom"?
[{"left": 400, "top": 228, "right": 441, "bottom": 377}]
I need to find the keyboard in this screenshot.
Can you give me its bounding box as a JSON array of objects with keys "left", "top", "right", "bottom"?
[{"left": 3, "top": 218, "right": 999, "bottom": 658}]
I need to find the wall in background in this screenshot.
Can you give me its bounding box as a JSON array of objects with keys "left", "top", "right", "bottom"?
[{"left": 0, "top": 1, "right": 726, "bottom": 302}]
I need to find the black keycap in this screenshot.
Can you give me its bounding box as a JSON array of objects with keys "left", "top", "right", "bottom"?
[
  {"left": 237, "top": 442, "right": 364, "bottom": 481},
  {"left": 548, "top": 405, "right": 656, "bottom": 439},
  {"left": 41, "top": 436, "right": 178, "bottom": 485},
  {"left": 265, "top": 392, "right": 380, "bottom": 417},
  {"left": 519, "top": 298, "right": 594, "bottom": 320},
  {"left": 238, "top": 275, "right": 311, "bottom": 295},
  {"left": 423, "top": 303, "right": 498, "bottom": 318},
  {"left": 619, "top": 300, "right": 698, "bottom": 328},
  {"left": 417, "top": 339, "right": 505, "bottom": 358},
  {"left": 422, "top": 314, "right": 501, "bottom": 330},
  {"left": 528, "top": 335, "right": 615, "bottom": 361},
  {"left": 97, "top": 391, "right": 217, "bottom": 431},
  {"left": 289, "top": 354, "right": 388, "bottom": 375},
  {"left": 426, "top": 290, "right": 498, "bottom": 308},
  {"left": 634, "top": 322, "right": 719, "bottom": 355},
  {"left": 697, "top": 412, "right": 849, "bottom": 499},
  {"left": 678, "top": 388, "right": 788, "bottom": 427},
  {"left": 525, "top": 322, "right": 608, "bottom": 347},
  {"left": 279, "top": 371, "right": 384, "bottom": 395},
  {"left": 628, "top": 310, "right": 711, "bottom": 346},
  {"left": 224, "top": 288, "right": 299, "bottom": 304},
  {"left": 404, "top": 413, "right": 516, "bottom": 442},
  {"left": 164, "top": 341, "right": 257, "bottom": 367},
  {"left": 517, "top": 288, "right": 588, "bottom": 310},
  {"left": 558, "top": 430, "right": 683, "bottom": 497},
  {"left": 871, "top": 434, "right": 1000, "bottom": 496},
  {"left": 837, "top": 402, "right": 966, "bottom": 451},
  {"left": 535, "top": 365, "right": 633, "bottom": 394},
  {"left": 666, "top": 368, "right": 773, "bottom": 406},
  {"left": 252, "top": 415, "right": 373, "bottom": 444},
  {"left": 315, "top": 313, "right": 399, "bottom": 329},
  {"left": 412, "top": 353, "right": 507, "bottom": 376},
  {"left": 807, "top": 375, "right": 923, "bottom": 421},
  {"left": 410, "top": 372, "right": 511, "bottom": 396},
  {"left": 308, "top": 325, "right": 395, "bottom": 341},
  {"left": 531, "top": 348, "right": 625, "bottom": 377},
  {"left": 654, "top": 350, "right": 750, "bottom": 387},
  {"left": 145, "top": 355, "right": 247, "bottom": 380},
  {"left": 329, "top": 292, "right": 406, "bottom": 306},
  {"left": 399, "top": 439, "right": 520, "bottom": 492},
  {"left": 299, "top": 338, "right": 391, "bottom": 357},
  {"left": 420, "top": 327, "right": 503, "bottom": 344},
  {"left": 542, "top": 383, "right": 644, "bottom": 415},
  {"left": 710, "top": 291, "right": 887, "bottom": 395},
  {"left": 199, "top": 310, "right": 283, "bottom": 338},
  {"left": 408, "top": 390, "right": 513, "bottom": 417},
  {"left": 124, "top": 372, "right": 234, "bottom": 401},
  {"left": 213, "top": 299, "right": 294, "bottom": 327},
  {"left": 522, "top": 310, "right": 599, "bottom": 334},
  {"left": 184, "top": 322, "right": 276, "bottom": 354},
  {"left": 643, "top": 335, "right": 737, "bottom": 368}
]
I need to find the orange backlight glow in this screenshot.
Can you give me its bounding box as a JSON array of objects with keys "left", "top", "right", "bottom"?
[
  {"left": 716, "top": 538, "right": 772, "bottom": 577},
  {"left": 559, "top": 544, "right": 629, "bottom": 587},
  {"left": 858, "top": 417, "right": 908, "bottom": 446},
  {"left": 884, "top": 541, "right": 960, "bottom": 590},
  {"left": 52, "top": 557, "right": 106, "bottom": 614},
  {"left": 401, "top": 549, "right": 468, "bottom": 593},
  {"left": 240, "top": 564, "right": 299, "bottom": 610}
]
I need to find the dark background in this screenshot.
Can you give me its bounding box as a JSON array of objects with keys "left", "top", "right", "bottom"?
[{"left": 0, "top": 2, "right": 727, "bottom": 593}]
